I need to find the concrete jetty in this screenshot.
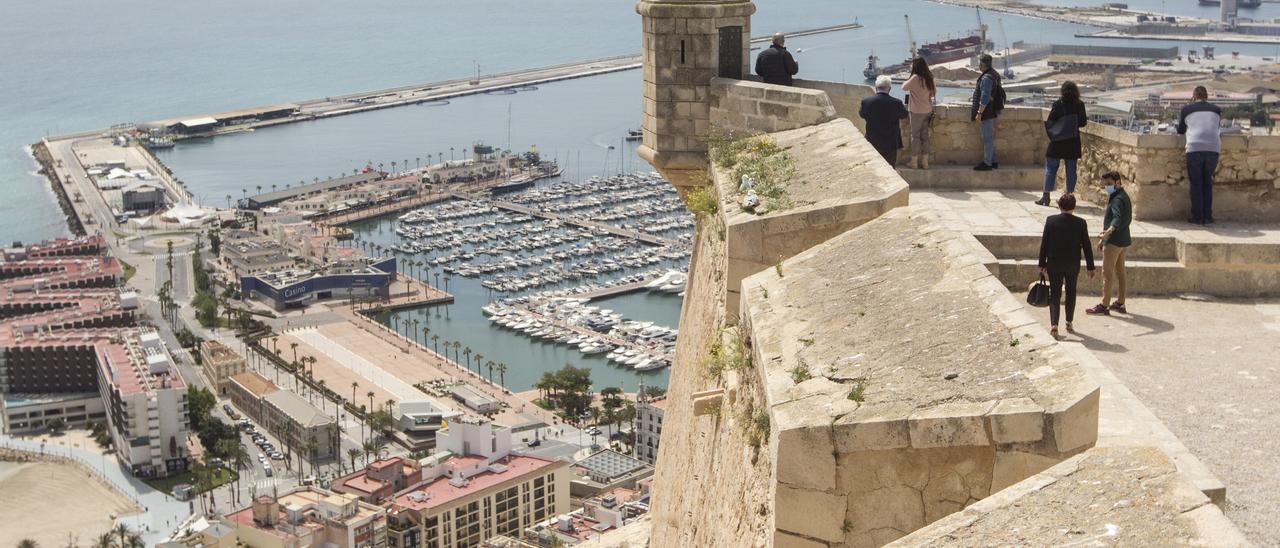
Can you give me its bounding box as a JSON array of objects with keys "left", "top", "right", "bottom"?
[{"left": 46, "top": 22, "right": 863, "bottom": 145}]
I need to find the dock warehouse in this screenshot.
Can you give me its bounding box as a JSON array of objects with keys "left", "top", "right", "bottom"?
[
  {"left": 164, "top": 103, "right": 299, "bottom": 135},
  {"left": 239, "top": 257, "right": 395, "bottom": 310}
]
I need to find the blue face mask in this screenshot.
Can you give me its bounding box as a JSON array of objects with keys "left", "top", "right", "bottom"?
[{"left": 1105, "top": 184, "right": 1116, "bottom": 195}]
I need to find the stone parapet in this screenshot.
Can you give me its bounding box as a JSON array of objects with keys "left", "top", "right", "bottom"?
[
  {"left": 739, "top": 206, "right": 1100, "bottom": 546},
  {"left": 887, "top": 447, "right": 1251, "bottom": 547},
  {"left": 1079, "top": 123, "right": 1280, "bottom": 222},
  {"left": 710, "top": 119, "right": 909, "bottom": 316},
  {"left": 709, "top": 78, "right": 838, "bottom": 136},
  {"left": 915, "top": 105, "right": 1050, "bottom": 167}
]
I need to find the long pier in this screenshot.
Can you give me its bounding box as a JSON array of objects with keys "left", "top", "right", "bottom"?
[
  {"left": 580, "top": 279, "right": 662, "bottom": 301},
  {"left": 45, "top": 23, "right": 863, "bottom": 144},
  {"left": 446, "top": 190, "right": 675, "bottom": 247}
]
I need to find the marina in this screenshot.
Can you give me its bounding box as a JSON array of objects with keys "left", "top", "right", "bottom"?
[{"left": 346, "top": 171, "right": 691, "bottom": 388}]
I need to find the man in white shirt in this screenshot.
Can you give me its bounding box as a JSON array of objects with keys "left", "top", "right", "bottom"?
[{"left": 1176, "top": 86, "right": 1222, "bottom": 225}]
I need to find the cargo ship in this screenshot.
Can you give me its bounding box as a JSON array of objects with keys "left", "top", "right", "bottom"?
[{"left": 865, "top": 29, "right": 992, "bottom": 79}]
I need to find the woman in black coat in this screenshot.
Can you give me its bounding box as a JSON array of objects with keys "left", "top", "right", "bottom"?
[
  {"left": 1038, "top": 194, "right": 1096, "bottom": 339},
  {"left": 1036, "top": 81, "right": 1089, "bottom": 206}
]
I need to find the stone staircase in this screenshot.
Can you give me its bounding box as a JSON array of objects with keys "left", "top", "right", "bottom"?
[
  {"left": 898, "top": 164, "right": 1043, "bottom": 191},
  {"left": 974, "top": 232, "right": 1280, "bottom": 298}
]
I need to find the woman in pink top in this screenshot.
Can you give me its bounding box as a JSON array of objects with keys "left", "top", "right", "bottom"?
[{"left": 901, "top": 58, "right": 936, "bottom": 169}]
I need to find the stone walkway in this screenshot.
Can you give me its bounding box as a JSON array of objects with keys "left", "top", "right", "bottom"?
[
  {"left": 912, "top": 188, "right": 1280, "bottom": 245},
  {"left": 908, "top": 185, "right": 1280, "bottom": 545},
  {"left": 1031, "top": 296, "right": 1280, "bottom": 546}
]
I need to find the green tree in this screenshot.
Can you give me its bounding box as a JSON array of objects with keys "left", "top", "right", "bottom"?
[
  {"left": 45, "top": 417, "right": 66, "bottom": 434},
  {"left": 187, "top": 386, "right": 216, "bottom": 431},
  {"left": 17, "top": 540, "right": 39, "bottom": 548},
  {"left": 348, "top": 448, "right": 361, "bottom": 472}
]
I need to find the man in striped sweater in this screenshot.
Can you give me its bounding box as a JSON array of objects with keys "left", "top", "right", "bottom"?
[{"left": 1176, "top": 86, "right": 1222, "bottom": 225}]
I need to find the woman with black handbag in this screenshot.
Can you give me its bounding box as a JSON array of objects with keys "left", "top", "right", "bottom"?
[
  {"left": 1038, "top": 194, "right": 1096, "bottom": 340},
  {"left": 1036, "top": 81, "right": 1088, "bottom": 206}
]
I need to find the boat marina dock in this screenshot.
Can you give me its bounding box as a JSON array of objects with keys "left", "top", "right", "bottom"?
[{"left": 447, "top": 190, "right": 673, "bottom": 247}]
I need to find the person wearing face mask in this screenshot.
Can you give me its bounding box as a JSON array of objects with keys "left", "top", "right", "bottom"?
[{"left": 1087, "top": 171, "right": 1131, "bottom": 316}]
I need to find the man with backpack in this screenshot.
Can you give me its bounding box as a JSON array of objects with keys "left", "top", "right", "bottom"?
[{"left": 970, "top": 54, "right": 1004, "bottom": 171}]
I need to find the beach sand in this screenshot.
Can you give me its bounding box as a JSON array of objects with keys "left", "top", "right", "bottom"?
[{"left": 0, "top": 460, "right": 139, "bottom": 546}]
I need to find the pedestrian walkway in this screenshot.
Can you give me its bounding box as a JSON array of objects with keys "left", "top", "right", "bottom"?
[{"left": 287, "top": 327, "right": 424, "bottom": 403}]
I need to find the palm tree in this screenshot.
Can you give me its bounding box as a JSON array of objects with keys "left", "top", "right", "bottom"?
[
  {"left": 232, "top": 443, "right": 250, "bottom": 506},
  {"left": 318, "top": 379, "right": 329, "bottom": 414},
  {"left": 348, "top": 447, "right": 361, "bottom": 472},
  {"left": 366, "top": 390, "right": 375, "bottom": 427},
  {"left": 361, "top": 439, "right": 376, "bottom": 466},
  {"left": 486, "top": 360, "right": 496, "bottom": 384},
  {"left": 114, "top": 520, "right": 135, "bottom": 547},
  {"left": 94, "top": 533, "right": 113, "bottom": 548},
  {"left": 452, "top": 341, "right": 463, "bottom": 366},
  {"left": 290, "top": 342, "right": 299, "bottom": 369},
  {"left": 422, "top": 326, "right": 430, "bottom": 348},
  {"left": 358, "top": 404, "right": 367, "bottom": 443},
  {"left": 463, "top": 346, "right": 472, "bottom": 369},
  {"left": 431, "top": 334, "right": 440, "bottom": 355},
  {"left": 497, "top": 362, "right": 508, "bottom": 389}
]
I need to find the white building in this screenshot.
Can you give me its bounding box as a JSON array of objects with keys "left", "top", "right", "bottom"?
[
  {"left": 96, "top": 331, "right": 192, "bottom": 477},
  {"left": 633, "top": 397, "right": 666, "bottom": 465}
]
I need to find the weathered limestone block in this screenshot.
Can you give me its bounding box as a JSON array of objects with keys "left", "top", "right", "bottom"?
[
  {"left": 741, "top": 206, "right": 1100, "bottom": 546},
  {"left": 714, "top": 118, "right": 910, "bottom": 315},
  {"left": 887, "top": 447, "right": 1253, "bottom": 547}
]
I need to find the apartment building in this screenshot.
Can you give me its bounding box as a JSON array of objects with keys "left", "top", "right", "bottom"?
[
  {"left": 384, "top": 416, "right": 570, "bottom": 548},
  {"left": 0, "top": 238, "right": 189, "bottom": 478}
]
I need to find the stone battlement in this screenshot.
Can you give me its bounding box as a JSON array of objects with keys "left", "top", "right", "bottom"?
[{"left": 740, "top": 206, "right": 1099, "bottom": 546}]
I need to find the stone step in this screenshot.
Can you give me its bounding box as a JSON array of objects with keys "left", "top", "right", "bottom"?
[
  {"left": 994, "top": 258, "right": 1280, "bottom": 298},
  {"left": 898, "top": 165, "right": 1044, "bottom": 190},
  {"left": 974, "top": 233, "right": 1180, "bottom": 262}
]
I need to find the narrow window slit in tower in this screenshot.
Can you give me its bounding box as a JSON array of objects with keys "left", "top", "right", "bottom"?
[{"left": 680, "top": 40, "right": 686, "bottom": 65}]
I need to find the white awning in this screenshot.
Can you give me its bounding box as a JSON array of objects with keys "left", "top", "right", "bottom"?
[{"left": 178, "top": 117, "right": 218, "bottom": 127}]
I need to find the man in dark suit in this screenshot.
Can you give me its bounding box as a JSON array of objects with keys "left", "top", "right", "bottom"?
[
  {"left": 1038, "top": 194, "right": 1096, "bottom": 339},
  {"left": 859, "top": 75, "right": 909, "bottom": 165}
]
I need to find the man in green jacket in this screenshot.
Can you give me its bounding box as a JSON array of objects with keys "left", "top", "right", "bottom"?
[{"left": 1087, "top": 171, "right": 1131, "bottom": 316}]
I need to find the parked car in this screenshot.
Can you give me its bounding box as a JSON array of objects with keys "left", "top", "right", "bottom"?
[
  {"left": 263, "top": 464, "right": 273, "bottom": 477},
  {"left": 269, "top": 451, "right": 284, "bottom": 460},
  {"left": 527, "top": 439, "right": 542, "bottom": 447}
]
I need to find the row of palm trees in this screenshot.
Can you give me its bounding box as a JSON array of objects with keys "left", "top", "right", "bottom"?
[{"left": 384, "top": 315, "right": 511, "bottom": 390}]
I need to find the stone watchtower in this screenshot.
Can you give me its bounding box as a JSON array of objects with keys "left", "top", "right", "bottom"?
[{"left": 636, "top": 0, "right": 755, "bottom": 189}]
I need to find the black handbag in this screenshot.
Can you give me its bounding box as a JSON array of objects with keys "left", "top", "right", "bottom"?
[
  {"left": 1027, "top": 275, "right": 1051, "bottom": 308},
  {"left": 1045, "top": 114, "right": 1079, "bottom": 142}
]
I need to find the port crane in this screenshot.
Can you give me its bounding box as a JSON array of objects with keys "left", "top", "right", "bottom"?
[
  {"left": 998, "top": 18, "right": 1014, "bottom": 79},
  {"left": 905, "top": 14, "right": 917, "bottom": 60},
  {"left": 975, "top": 7, "right": 990, "bottom": 54}
]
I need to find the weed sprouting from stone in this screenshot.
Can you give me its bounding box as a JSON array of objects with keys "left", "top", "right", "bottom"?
[
  {"left": 847, "top": 380, "right": 867, "bottom": 403},
  {"left": 1009, "top": 337, "right": 1021, "bottom": 347},
  {"left": 774, "top": 262, "right": 784, "bottom": 278},
  {"left": 842, "top": 519, "right": 853, "bottom": 534},
  {"left": 789, "top": 364, "right": 812, "bottom": 384}
]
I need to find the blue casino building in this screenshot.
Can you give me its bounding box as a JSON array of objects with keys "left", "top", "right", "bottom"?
[{"left": 240, "top": 258, "right": 396, "bottom": 310}]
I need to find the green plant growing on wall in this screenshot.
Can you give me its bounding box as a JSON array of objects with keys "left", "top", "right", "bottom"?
[
  {"left": 685, "top": 185, "right": 718, "bottom": 217},
  {"left": 847, "top": 380, "right": 867, "bottom": 403},
  {"left": 789, "top": 364, "right": 812, "bottom": 384},
  {"left": 708, "top": 131, "right": 795, "bottom": 213}
]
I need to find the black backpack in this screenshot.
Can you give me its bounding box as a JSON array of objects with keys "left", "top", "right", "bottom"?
[{"left": 989, "top": 73, "right": 1006, "bottom": 113}]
